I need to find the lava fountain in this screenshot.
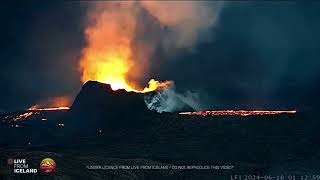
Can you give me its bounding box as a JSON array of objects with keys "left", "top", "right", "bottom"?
[{"left": 79, "top": 2, "right": 172, "bottom": 93}]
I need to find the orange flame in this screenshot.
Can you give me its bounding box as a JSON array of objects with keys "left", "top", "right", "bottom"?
[{"left": 79, "top": 2, "right": 172, "bottom": 93}]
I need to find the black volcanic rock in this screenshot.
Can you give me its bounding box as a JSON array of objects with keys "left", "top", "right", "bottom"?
[
  {"left": 69, "top": 81, "right": 152, "bottom": 130},
  {"left": 71, "top": 81, "right": 149, "bottom": 113}
]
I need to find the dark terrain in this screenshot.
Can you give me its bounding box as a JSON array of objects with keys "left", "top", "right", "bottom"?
[{"left": 0, "top": 81, "right": 319, "bottom": 179}]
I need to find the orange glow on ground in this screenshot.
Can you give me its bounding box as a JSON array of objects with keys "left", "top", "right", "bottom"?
[
  {"left": 28, "top": 96, "right": 71, "bottom": 111},
  {"left": 179, "top": 110, "right": 297, "bottom": 116},
  {"left": 13, "top": 112, "right": 34, "bottom": 121},
  {"left": 28, "top": 107, "right": 70, "bottom": 111}
]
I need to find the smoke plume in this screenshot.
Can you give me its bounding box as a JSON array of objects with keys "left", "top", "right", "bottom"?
[
  {"left": 140, "top": 1, "right": 223, "bottom": 51},
  {"left": 80, "top": 1, "right": 223, "bottom": 87},
  {"left": 144, "top": 83, "right": 203, "bottom": 112},
  {"left": 80, "top": 1, "right": 223, "bottom": 110}
]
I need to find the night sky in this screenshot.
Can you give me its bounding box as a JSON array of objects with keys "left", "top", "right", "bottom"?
[{"left": 1, "top": 1, "right": 320, "bottom": 111}]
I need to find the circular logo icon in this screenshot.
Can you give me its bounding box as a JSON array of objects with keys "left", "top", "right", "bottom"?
[
  {"left": 40, "top": 158, "right": 56, "bottom": 173},
  {"left": 7, "top": 158, "right": 13, "bottom": 165}
]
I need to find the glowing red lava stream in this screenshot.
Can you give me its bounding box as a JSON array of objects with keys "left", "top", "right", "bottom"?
[
  {"left": 27, "top": 107, "right": 70, "bottom": 111},
  {"left": 179, "top": 110, "right": 297, "bottom": 116}
]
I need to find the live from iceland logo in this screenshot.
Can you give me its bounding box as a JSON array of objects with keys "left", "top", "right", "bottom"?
[
  {"left": 7, "top": 157, "right": 56, "bottom": 174},
  {"left": 7, "top": 158, "right": 37, "bottom": 174}
]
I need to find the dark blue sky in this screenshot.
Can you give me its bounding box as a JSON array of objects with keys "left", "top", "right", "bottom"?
[{"left": 0, "top": 1, "right": 319, "bottom": 111}]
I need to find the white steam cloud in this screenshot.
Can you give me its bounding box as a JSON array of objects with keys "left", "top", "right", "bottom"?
[
  {"left": 141, "top": 1, "right": 223, "bottom": 51},
  {"left": 83, "top": 1, "right": 224, "bottom": 111},
  {"left": 144, "top": 84, "right": 203, "bottom": 113},
  {"left": 140, "top": 1, "right": 223, "bottom": 112}
]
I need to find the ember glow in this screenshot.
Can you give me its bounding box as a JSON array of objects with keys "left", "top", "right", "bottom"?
[
  {"left": 179, "top": 110, "right": 297, "bottom": 116},
  {"left": 13, "top": 112, "right": 33, "bottom": 121},
  {"left": 28, "top": 107, "right": 70, "bottom": 111},
  {"left": 28, "top": 96, "right": 70, "bottom": 111},
  {"left": 79, "top": 2, "right": 172, "bottom": 93}
]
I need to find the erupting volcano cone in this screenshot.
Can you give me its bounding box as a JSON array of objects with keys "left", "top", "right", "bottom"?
[{"left": 70, "top": 81, "right": 153, "bottom": 130}]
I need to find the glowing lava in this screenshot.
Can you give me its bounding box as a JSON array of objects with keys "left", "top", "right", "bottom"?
[
  {"left": 28, "top": 96, "right": 70, "bottom": 111},
  {"left": 28, "top": 107, "right": 70, "bottom": 111},
  {"left": 179, "top": 110, "right": 297, "bottom": 116},
  {"left": 79, "top": 2, "right": 172, "bottom": 93},
  {"left": 13, "top": 112, "right": 33, "bottom": 121}
]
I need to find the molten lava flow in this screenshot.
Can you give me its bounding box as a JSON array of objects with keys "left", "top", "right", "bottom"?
[
  {"left": 13, "top": 112, "right": 33, "bottom": 121},
  {"left": 28, "top": 96, "right": 70, "bottom": 111},
  {"left": 180, "top": 110, "right": 297, "bottom": 116},
  {"left": 28, "top": 107, "right": 70, "bottom": 111},
  {"left": 79, "top": 2, "right": 172, "bottom": 93}
]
